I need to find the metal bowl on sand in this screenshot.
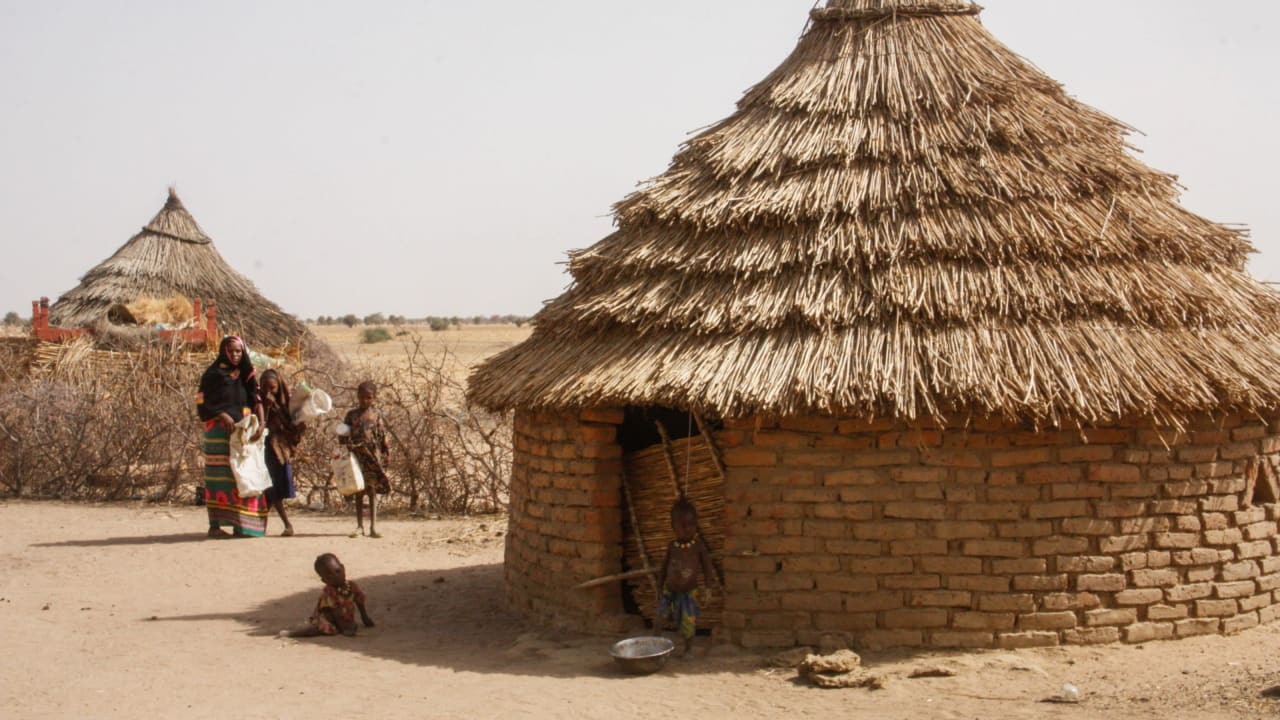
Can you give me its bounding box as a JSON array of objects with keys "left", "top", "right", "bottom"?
[{"left": 610, "top": 636, "right": 675, "bottom": 675}]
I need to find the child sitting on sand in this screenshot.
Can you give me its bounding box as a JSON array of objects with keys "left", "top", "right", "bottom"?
[
  {"left": 281, "top": 553, "right": 374, "bottom": 637},
  {"left": 656, "top": 497, "right": 720, "bottom": 656}
]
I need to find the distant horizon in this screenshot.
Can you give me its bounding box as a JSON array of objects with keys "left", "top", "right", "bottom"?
[{"left": 7, "top": 305, "right": 534, "bottom": 326}]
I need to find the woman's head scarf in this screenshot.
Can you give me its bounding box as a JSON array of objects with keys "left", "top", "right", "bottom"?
[
  {"left": 259, "top": 368, "right": 290, "bottom": 411},
  {"left": 212, "top": 335, "right": 258, "bottom": 397}
]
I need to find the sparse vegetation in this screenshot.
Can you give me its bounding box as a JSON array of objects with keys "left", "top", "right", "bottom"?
[
  {"left": 346, "top": 339, "right": 511, "bottom": 513},
  {"left": 1, "top": 330, "right": 514, "bottom": 515},
  {"left": 362, "top": 326, "right": 392, "bottom": 344},
  {"left": 0, "top": 342, "right": 203, "bottom": 501},
  {"left": 306, "top": 315, "right": 529, "bottom": 330}
]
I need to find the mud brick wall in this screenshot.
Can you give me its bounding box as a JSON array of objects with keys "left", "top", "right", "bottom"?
[
  {"left": 504, "top": 408, "right": 631, "bottom": 632},
  {"left": 718, "top": 414, "right": 1280, "bottom": 650}
]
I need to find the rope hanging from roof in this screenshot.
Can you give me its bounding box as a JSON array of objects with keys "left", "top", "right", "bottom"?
[{"left": 810, "top": 3, "right": 982, "bottom": 22}]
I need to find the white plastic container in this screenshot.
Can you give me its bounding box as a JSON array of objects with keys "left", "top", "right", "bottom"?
[
  {"left": 288, "top": 382, "right": 313, "bottom": 417},
  {"left": 294, "top": 388, "right": 333, "bottom": 424},
  {"left": 332, "top": 448, "right": 365, "bottom": 496}
]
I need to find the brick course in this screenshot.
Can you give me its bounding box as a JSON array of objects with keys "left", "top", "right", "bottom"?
[
  {"left": 503, "top": 410, "right": 1280, "bottom": 649},
  {"left": 503, "top": 409, "right": 630, "bottom": 633}
]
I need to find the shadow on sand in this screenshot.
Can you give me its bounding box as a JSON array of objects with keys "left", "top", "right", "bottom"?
[
  {"left": 33, "top": 531, "right": 353, "bottom": 548},
  {"left": 151, "top": 562, "right": 748, "bottom": 679}
]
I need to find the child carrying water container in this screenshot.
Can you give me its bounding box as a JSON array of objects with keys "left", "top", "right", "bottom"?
[{"left": 341, "top": 381, "right": 391, "bottom": 538}]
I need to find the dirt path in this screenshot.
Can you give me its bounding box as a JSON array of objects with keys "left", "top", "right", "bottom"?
[{"left": 2, "top": 501, "right": 1277, "bottom": 719}]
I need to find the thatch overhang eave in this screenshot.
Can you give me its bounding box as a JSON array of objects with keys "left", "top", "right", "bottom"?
[
  {"left": 574, "top": 201, "right": 1250, "bottom": 279},
  {"left": 614, "top": 149, "right": 1177, "bottom": 231},
  {"left": 548, "top": 261, "right": 1280, "bottom": 334},
  {"left": 649, "top": 133, "right": 1165, "bottom": 200},
  {"left": 684, "top": 101, "right": 1135, "bottom": 178},
  {"left": 467, "top": 322, "right": 1280, "bottom": 424}
]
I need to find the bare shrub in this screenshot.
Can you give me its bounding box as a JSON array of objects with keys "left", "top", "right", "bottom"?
[
  {"left": 301, "top": 338, "right": 511, "bottom": 515},
  {"left": 0, "top": 333, "right": 512, "bottom": 514},
  {"left": 0, "top": 341, "right": 202, "bottom": 501}
]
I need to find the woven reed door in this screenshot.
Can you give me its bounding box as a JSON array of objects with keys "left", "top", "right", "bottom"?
[{"left": 620, "top": 425, "right": 726, "bottom": 629}]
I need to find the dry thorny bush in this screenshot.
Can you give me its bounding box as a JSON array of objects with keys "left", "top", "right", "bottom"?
[
  {"left": 0, "top": 339, "right": 201, "bottom": 501},
  {"left": 292, "top": 336, "right": 512, "bottom": 515},
  {"left": 0, "top": 336, "right": 512, "bottom": 514}
]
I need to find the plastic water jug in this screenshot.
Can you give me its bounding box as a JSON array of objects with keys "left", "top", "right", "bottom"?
[{"left": 294, "top": 388, "right": 333, "bottom": 424}]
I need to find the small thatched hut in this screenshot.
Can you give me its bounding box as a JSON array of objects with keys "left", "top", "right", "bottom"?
[
  {"left": 50, "top": 188, "right": 307, "bottom": 349},
  {"left": 469, "top": 0, "right": 1280, "bottom": 649}
]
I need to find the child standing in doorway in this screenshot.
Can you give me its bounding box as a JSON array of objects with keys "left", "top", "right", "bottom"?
[
  {"left": 656, "top": 496, "right": 721, "bottom": 657},
  {"left": 341, "top": 381, "right": 391, "bottom": 538}
]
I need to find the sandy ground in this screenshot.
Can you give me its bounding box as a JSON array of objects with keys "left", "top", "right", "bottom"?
[
  {"left": 308, "top": 323, "right": 532, "bottom": 376},
  {"left": 3, "top": 502, "right": 1280, "bottom": 719}
]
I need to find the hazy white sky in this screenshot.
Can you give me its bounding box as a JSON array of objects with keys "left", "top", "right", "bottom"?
[{"left": 2, "top": 1, "right": 1277, "bottom": 319}]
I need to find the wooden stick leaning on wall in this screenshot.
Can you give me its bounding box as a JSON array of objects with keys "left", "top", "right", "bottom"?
[
  {"left": 572, "top": 568, "right": 654, "bottom": 590},
  {"left": 653, "top": 419, "right": 683, "bottom": 496},
  {"left": 693, "top": 412, "right": 726, "bottom": 482},
  {"left": 620, "top": 474, "right": 664, "bottom": 627}
]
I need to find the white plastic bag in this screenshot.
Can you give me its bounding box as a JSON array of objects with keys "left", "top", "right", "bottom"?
[
  {"left": 332, "top": 448, "right": 365, "bottom": 496},
  {"left": 230, "top": 414, "right": 272, "bottom": 498}
]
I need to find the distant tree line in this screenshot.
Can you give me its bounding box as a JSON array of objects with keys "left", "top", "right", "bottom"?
[
  {"left": 308, "top": 314, "right": 529, "bottom": 331},
  {"left": 3, "top": 312, "right": 26, "bottom": 327}
]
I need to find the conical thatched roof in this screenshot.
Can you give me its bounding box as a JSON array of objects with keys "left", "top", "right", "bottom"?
[
  {"left": 50, "top": 188, "right": 307, "bottom": 349},
  {"left": 469, "top": 0, "right": 1280, "bottom": 424}
]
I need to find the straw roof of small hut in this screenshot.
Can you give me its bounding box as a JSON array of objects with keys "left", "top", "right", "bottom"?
[
  {"left": 469, "top": 0, "right": 1280, "bottom": 424},
  {"left": 50, "top": 188, "right": 307, "bottom": 349}
]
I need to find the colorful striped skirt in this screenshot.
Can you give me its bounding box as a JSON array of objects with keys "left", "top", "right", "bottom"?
[{"left": 203, "top": 422, "right": 268, "bottom": 537}]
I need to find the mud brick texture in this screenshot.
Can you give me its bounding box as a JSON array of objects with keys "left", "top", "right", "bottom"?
[
  {"left": 504, "top": 410, "right": 1280, "bottom": 648},
  {"left": 503, "top": 409, "right": 629, "bottom": 633}
]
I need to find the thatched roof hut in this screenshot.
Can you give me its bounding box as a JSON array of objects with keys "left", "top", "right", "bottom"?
[
  {"left": 469, "top": 0, "right": 1280, "bottom": 426},
  {"left": 470, "top": 0, "right": 1280, "bottom": 650},
  {"left": 50, "top": 188, "right": 307, "bottom": 349}
]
